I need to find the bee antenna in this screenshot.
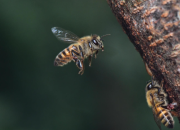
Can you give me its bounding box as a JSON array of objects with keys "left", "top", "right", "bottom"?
[{"left": 101, "top": 34, "right": 111, "bottom": 38}]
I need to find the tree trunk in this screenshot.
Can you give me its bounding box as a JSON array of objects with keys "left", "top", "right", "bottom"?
[{"left": 107, "top": 0, "right": 180, "bottom": 122}]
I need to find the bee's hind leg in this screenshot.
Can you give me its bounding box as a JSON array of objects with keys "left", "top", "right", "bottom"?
[
  {"left": 78, "top": 45, "right": 84, "bottom": 60},
  {"left": 95, "top": 50, "right": 98, "bottom": 59},
  {"left": 71, "top": 48, "right": 85, "bottom": 75},
  {"left": 75, "top": 59, "right": 84, "bottom": 75},
  {"left": 88, "top": 55, "right": 93, "bottom": 67}
]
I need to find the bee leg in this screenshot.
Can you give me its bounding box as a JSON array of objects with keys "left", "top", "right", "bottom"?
[
  {"left": 88, "top": 42, "right": 93, "bottom": 52},
  {"left": 88, "top": 55, "right": 93, "bottom": 67},
  {"left": 78, "top": 45, "right": 84, "bottom": 60},
  {"left": 72, "top": 50, "right": 80, "bottom": 57},
  {"left": 158, "top": 94, "right": 165, "bottom": 98},
  {"left": 95, "top": 50, "right": 98, "bottom": 59},
  {"left": 76, "top": 59, "right": 84, "bottom": 75},
  {"left": 158, "top": 88, "right": 161, "bottom": 95},
  {"left": 71, "top": 50, "right": 84, "bottom": 75},
  {"left": 72, "top": 50, "right": 80, "bottom": 62}
]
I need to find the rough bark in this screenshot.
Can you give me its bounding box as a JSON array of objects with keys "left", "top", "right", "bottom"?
[{"left": 107, "top": 0, "right": 180, "bottom": 121}]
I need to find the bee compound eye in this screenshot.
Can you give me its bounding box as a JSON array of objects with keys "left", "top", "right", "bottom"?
[
  {"left": 92, "top": 39, "right": 98, "bottom": 45},
  {"left": 147, "top": 83, "right": 152, "bottom": 90}
]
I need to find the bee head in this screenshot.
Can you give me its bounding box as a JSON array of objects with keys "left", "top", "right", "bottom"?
[
  {"left": 91, "top": 34, "right": 110, "bottom": 51},
  {"left": 146, "top": 79, "right": 161, "bottom": 92},
  {"left": 91, "top": 35, "right": 104, "bottom": 51}
]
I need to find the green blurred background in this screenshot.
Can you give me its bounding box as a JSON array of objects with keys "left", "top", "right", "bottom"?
[{"left": 1, "top": 0, "right": 179, "bottom": 130}]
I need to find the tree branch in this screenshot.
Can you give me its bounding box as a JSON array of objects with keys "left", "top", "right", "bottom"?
[{"left": 107, "top": 0, "right": 180, "bottom": 121}]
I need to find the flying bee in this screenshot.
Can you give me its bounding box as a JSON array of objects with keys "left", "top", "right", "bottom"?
[
  {"left": 146, "top": 79, "right": 174, "bottom": 130},
  {"left": 51, "top": 27, "right": 110, "bottom": 75}
]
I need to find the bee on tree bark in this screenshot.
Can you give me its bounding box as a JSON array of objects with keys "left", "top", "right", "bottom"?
[{"left": 146, "top": 79, "right": 174, "bottom": 130}]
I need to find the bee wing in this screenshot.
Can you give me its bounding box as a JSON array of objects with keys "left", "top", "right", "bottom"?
[
  {"left": 151, "top": 93, "right": 162, "bottom": 130},
  {"left": 51, "top": 27, "right": 79, "bottom": 43},
  {"left": 152, "top": 108, "right": 162, "bottom": 130}
]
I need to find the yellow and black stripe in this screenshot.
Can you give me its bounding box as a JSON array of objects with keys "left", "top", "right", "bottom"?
[
  {"left": 157, "top": 107, "right": 174, "bottom": 128},
  {"left": 54, "top": 46, "right": 73, "bottom": 66}
]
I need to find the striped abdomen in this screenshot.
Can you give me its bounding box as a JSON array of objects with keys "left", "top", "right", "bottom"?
[
  {"left": 157, "top": 107, "right": 174, "bottom": 128},
  {"left": 54, "top": 46, "right": 73, "bottom": 66}
]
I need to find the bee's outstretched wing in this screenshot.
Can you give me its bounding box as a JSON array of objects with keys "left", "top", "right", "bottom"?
[
  {"left": 151, "top": 93, "right": 162, "bottom": 130},
  {"left": 51, "top": 27, "right": 79, "bottom": 43}
]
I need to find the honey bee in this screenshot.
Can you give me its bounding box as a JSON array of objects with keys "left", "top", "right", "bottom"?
[
  {"left": 146, "top": 79, "right": 174, "bottom": 129},
  {"left": 51, "top": 27, "right": 110, "bottom": 75}
]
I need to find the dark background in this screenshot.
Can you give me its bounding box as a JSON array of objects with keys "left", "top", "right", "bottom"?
[{"left": 1, "top": 0, "right": 179, "bottom": 130}]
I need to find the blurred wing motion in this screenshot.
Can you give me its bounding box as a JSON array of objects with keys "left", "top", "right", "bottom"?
[
  {"left": 51, "top": 27, "right": 79, "bottom": 43},
  {"left": 151, "top": 94, "right": 162, "bottom": 130}
]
